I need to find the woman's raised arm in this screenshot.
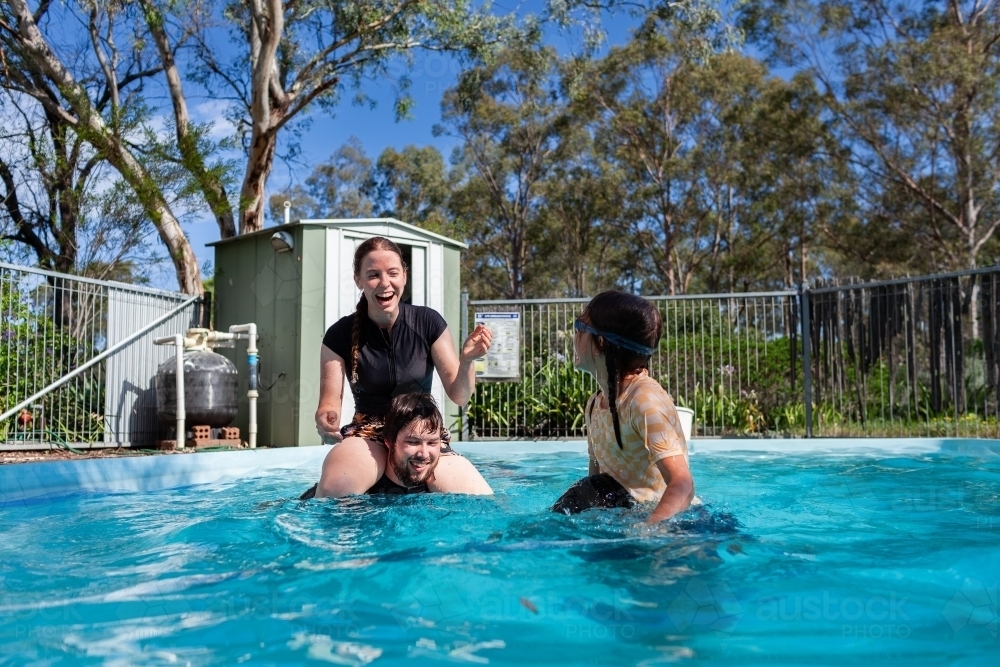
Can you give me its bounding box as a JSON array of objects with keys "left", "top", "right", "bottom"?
[{"left": 430, "top": 324, "right": 492, "bottom": 408}]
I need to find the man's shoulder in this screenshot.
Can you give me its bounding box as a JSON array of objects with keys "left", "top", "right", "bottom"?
[{"left": 428, "top": 455, "right": 492, "bottom": 495}]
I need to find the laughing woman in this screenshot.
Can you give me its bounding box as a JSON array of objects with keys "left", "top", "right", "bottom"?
[
  {"left": 552, "top": 291, "right": 695, "bottom": 523},
  {"left": 304, "top": 236, "right": 492, "bottom": 499}
]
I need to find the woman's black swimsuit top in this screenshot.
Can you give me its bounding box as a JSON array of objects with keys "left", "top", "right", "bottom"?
[{"left": 323, "top": 302, "right": 448, "bottom": 415}]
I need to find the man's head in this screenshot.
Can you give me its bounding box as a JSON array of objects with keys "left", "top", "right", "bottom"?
[{"left": 383, "top": 393, "right": 447, "bottom": 487}]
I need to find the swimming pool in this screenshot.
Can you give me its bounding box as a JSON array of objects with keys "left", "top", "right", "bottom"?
[{"left": 1, "top": 442, "right": 998, "bottom": 665}]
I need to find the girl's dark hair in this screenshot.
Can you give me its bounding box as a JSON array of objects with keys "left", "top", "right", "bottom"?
[
  {"left": 582, "top": 290, "right": 662, "bottom": 449},
  {"left": 383, "top": 392, "right": 445, "bottom": 445},
  {"left": 350, "top": 236, "right": 407, "bottom": 383}
]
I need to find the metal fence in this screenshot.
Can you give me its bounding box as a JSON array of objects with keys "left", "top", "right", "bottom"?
[
  {"left": 462, "top": 265, "right": 1000, "bottom": 440},
  {"left": 0, "top": 263, "right": 201, "bottom": 450},
  {"left": 462, "top": 291, "right": 800, "bottom": 438},
  {"left": 808, "top": 268, "right": 1000, "bottom": 437},
  {"left": 4, "top": 261, "right": 998, "bottom": 446}
]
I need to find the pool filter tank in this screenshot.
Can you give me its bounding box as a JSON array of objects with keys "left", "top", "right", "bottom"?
[
  {"left": 154, "top": 325, "right": 259, "bottom": 448},
  {"left": 155, "top": 349, "right": 239, "bottom": 427}
]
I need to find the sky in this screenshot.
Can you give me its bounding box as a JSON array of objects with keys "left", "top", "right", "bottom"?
[{"left": 171, "top": 5, "right": 643, "bottom": 291}]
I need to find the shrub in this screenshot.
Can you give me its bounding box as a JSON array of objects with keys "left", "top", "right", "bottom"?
[{"left": 0, "top": 279, "right": 105, "bottom": 444}]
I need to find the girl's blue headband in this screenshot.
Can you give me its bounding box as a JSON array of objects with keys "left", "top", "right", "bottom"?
[{"left": 574, "top": 319, "right": 657, "bottom": 356}]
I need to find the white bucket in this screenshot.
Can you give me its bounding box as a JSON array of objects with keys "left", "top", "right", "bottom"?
[{"left": 675, "top": 407, "right": 694, "bottom": 443}]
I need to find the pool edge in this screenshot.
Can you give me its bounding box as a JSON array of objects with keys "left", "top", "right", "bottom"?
[{"left": 3, "top": 438, "right": 999, "bottom": 506}]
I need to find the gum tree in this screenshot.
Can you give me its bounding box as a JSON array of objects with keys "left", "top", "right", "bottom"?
[
  {"left": 182, "top": 0, "right": 516, "bottom": 234},
  {"left": 743, "top": 0, "right": 1000, "bottom": 271},
  {"left": 440, "top": 45, "right": 569, "bottom": 299},
  {"left": 370, "top": 144, "right": 451, "bottom": 232},
  {"left": 1, "top": 0, "right": 518, "bottom": 295},
  {"left": 0, "top": 86, "right": 169, "bottom": 338},
  {"left": 569, "top": 10, "right": 763, "bottom": 294},
  {"left": 268, "top": 137, "right": 377, "bottom": 219},
  {"left": 0, "top": 0, "right": 204, "bottom": 293}
]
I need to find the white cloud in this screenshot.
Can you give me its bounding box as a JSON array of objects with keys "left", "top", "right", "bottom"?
[{"left": 193, "top": 99, "right": 237, "bottom": 141}]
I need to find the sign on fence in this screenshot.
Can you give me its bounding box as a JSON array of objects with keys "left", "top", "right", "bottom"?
[{"left": 474, "top": 312, "right": 521, "bottom": 380}]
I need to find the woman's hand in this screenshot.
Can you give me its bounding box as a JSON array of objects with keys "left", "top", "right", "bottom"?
[
  {"left": 315, "top": 409, "right": 343, "bottom": 443},
  {"left": 460, "top": 323, "right": 493, "bottom": 362}
]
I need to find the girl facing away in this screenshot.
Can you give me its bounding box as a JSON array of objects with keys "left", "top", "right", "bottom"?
[{"left": 552, "top": 291, "right": 695, "bottom": 523}]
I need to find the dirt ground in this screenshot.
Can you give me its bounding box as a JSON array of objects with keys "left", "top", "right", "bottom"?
[{"left": 0, "top": 446, "right": 244, "bottom": 465}]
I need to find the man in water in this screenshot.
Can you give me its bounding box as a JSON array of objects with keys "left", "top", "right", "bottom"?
[{"left": 303, "top": 392, "right": 492, "bottom": 498}]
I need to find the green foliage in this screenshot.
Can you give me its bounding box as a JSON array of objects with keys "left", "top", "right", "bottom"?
[
  {"left": 371, "top": 146, "right": 452, "bottom": 233},
  {"left": 680, "top": 383, "right": 768, "bottom": 435},
  {"left": 467, "top": 357, "right": 597, "bottom": 438},
  {"left": 270, "top": 140, "right": 458, "bottom": 237},
  {"left": 7, "top": 0, "right": 1000, "bottom": 294},
  {"left": 441, "top": 45, "right": 571, "bottom": 299},
  {"left": 0, "top": 281, "right": 105, "bottom": 443},
  {"left": 465, "top": 320, "right": 999, "bottom": 439}
]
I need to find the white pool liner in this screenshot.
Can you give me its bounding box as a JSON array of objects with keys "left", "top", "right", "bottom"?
[{"left": 2, "top": 437, "right": 998, "bottom": 507}]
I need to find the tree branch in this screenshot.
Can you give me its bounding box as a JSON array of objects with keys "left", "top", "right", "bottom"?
[{"left": 87, "top": 3, "right": 119, "bottom": 110}]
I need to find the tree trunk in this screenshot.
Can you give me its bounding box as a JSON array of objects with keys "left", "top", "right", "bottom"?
[
  {"left": 239, "top": 126, "right": 280, "bottom": 234},
  {"left": 8, "top": 0, "right": 203, "bottom": 295},
  {"left": 140, "top": 0, "right": 237, "bottom": 239},
  {"left": 239, "top": 0, "right": 285, "bottom": 235},
  {"left": 81, "top": 122, "right": 202, "bottom": 295},
  {"left": 663, "top": 223, "right": 677, "bottom": 295},
  {"left": 82, "top": 133, "right": 201, "bottom": 294}
]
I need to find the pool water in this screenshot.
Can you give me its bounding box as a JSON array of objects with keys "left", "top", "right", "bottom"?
[{"left": 1, "top": 451, "right": 998, "bottom": 665}]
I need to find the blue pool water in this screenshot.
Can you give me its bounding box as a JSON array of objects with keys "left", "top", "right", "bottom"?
[{"left": 1, "top": 451, "right": 999, "bottom": 665}]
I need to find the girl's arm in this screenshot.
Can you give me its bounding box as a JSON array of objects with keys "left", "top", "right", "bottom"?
[
  {"left": 586, "top": 392, "right": 601, "bottom": 475},
  {"left": 626, "top": 386, "right": 694, "bottom": 523},
  {"left": 316, "top": 344, "right": 346, "bottom": 442},
  {"left": 647, "top": 455, "right": 695, "bottom": 523},
  {"left": 430, "top": 325, "right": 492, "bottom": 407}
]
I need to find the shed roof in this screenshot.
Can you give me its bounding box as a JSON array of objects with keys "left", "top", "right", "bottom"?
[{"left": 207, "top": 218, "right": 468, "bottom": 250}]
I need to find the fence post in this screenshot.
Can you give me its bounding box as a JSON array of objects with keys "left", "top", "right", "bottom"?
[
  {"left": 460, "top": 289, "right": 469, "bottom": 343},
  {"left": 459, "top": 289, "right": 469, "bottom": 441},
  {"left": 800, "top": 282, "right": 813, "bottom": 437}
]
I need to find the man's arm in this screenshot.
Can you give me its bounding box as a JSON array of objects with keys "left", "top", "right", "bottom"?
[{"left": 428, "top": 455, "right": 493, "bottom": 495}]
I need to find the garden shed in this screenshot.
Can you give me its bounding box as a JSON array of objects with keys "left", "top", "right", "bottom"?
[{"left": 210, "top": 218, "right": 466, "bottom": 447}]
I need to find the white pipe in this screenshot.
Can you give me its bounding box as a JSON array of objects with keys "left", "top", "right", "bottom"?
[
  {"left": 247, "top": 389, "right": 257, "bottom": 449},
  {"left": 173, "top": 334, "right": 185, "bottom": 450},
  {"left": 2, "top": 295, "right": 199, "bottom": 424},
  {"left": 229, "top": 323, "right": 258, "bottom": 449},
  {"left": 154, "top": 333, "right": 186, "bottom": 449}
]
